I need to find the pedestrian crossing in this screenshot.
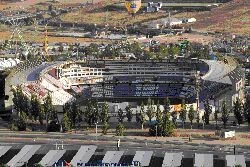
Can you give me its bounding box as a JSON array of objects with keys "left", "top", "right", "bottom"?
[{"left": 0, "top": 145, "right": 247, "bottom": 167}]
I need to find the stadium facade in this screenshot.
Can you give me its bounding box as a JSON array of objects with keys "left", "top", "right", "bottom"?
[
  {"left": 36, "top": 59, "right": 244, "bottom": 111},
  {"left": 1, "top": 58, "right": 245, "bottom": 116}
]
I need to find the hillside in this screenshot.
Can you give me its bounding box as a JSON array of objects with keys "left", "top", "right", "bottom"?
[
  {"left": 175, "top": 0, "right": 250, "bottom": 36},
  {"left": 142, "top": 0, "right": 231, "bottom": 2},
  {"left": 60, "top": 0, "right": 167, "bottom": 27}
]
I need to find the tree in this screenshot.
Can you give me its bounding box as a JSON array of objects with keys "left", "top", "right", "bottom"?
[
  {"left": 221, "top": 101, "right": 229, "bottom": 128},
  {"left": 171, "top": 111, "right": 177, "bottom": 127},
  {"left": 125, "top": 104, "right": 133, "bottom": 122},
  {"left": 164, "top": 97, "right": 171, "bottom": 113},
  {"left": 214, "top": 110, "right": 219, "bottom": 129},
  {"left": 244, "top": 95, "right": 250, "bottom": 126},
  {"left": 180, "top": 100, "right": 187, "bottom": 129},
  {"left": 84, "top": 99, "right": 93, "bottom": 127},
  {"left": 30, "top": 94, "right": 41, "bottom": 120},
  {"left": 233, "top": 98, "right": 244, "bottom": 126},
  {"left": 52, "top": 47, "right": 56, "bottom": 53},
  {"left": 58, "top": 45, "right": 64, "bottom": 52},
  {"left": 196, "top": 111, "right": 200, "bottom": 128},
  {"left": 146, "top": 98, "right": 154, "bottom": 123},
  {"left": 12, "top": 86, "right": 30, "bottom": 115},
  {"left": 156, "top": 101, "right": 163, "bottom": 123},
  {"left": 91, "top": 100, "right": 99, "bottom": 124},
  {"left": 101, "top": 101, "right": 109, "bottom": 123},
  {"left": 116, "top": 122, "right": 125, "bottom": 136},
  {"left": 69, "top": 101, "right": 76, "bottom": 128},
  {"left": 188, "top": 105, "right": 195, "bottom": 129},
  {"left": 102, "top": 122, "right": 109, "bottom": 135},
  {"left": 117, "top": 108, "right": 124, "bottom": 123},
  {"left": 169, "top": 45, "right": 179, "bottom": 56},
  {"left": 139, "top": 102, "right": 146, "bottom": 129},
  {"left": 156, "top": 45, "right": 169, "bottom": 59},
  {"left": 17, "top": 111, "right": 27, "bottom": 131},
  {"left": 62, "top": 111, "right": 71, "bottom": 132},
  {"left": 162, "top": 111, "right": 173, "bottom": 137},
  {"left": 204, "top": 99, "right": 212, "bottom": 125},
  {"left": 135, "top": 110, "right": 140, "bottom": 124},
  {"left": 155, "top": 100, "right": 163, "bottom": 136},
  {"left": 101, "top": 101, "right": 109, "bottom": 134},
  {"left": 71, "top": 101, "right": 82, "bottom": 127},
  {"left": 44, "top": 93, "right": 57, "bottom": 130}
]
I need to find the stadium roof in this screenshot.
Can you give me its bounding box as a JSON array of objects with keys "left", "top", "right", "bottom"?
[{"left": 201, "top": 60, "right": 236, "bottom": 84}]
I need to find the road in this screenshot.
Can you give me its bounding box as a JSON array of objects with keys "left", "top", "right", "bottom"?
[{"left": 0, "top": 130, "right": 249, "bottom": 162}]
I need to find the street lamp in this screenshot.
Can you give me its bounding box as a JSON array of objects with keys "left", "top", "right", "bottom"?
[
  {"left": 155, "top": 125, "right": 158, "bottom": 139},
  {"left": 76, "top": 38, "right": 79, "bottom": 60},
  {"left": 95, "top": 122, "right": 98, "bottom": 141}
]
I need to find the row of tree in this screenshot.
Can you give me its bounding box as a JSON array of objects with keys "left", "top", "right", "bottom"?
[
  {"left": 52, "top": 40, "right": 213, "bottom": 61},
  {"left": 12, "top": 85, "right": 250, "bottom": 134},
  {"left": 12, "top": 86, "right": 58, "bottom": 131}
]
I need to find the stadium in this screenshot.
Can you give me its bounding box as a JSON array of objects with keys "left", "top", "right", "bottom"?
[{"left": 2, "top": 58, "right": 245, "bottom": 114}]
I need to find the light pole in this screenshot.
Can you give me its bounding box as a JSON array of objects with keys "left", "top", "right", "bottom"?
[
  {"left": 95, "top": 122, "right": 98, "bottom": 141},
  {"left": 155, "top": 125, "right": 158, "bottom": 139},
  {"left": 76, "top": 38, "right": 79, "bottom": 60}
]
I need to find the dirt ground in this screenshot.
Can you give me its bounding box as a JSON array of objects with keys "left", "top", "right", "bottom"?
[
  {"left": 0, "top": 31, "right": 111, "bottom": 44},
  {"left": 121, "top": 128, "right": 250, "bottom": 146},
  {"left": 0, "top": 0, "right": 106, "bottom": 10}
]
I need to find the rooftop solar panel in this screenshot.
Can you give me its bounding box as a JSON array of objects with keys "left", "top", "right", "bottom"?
[
  {"left": 7, "top": 145, "right": 41, "bottom": 167},
  {"left": 226, "top": 155, "right": 246, "bottom": 167},
  {"left": 194, "top": 153, "right": 213, "bottom": 167},
  {"left": 133, "top": 151, "right": 153, "bottom": 166},
  {"left": 70, "top": 145, "right": 97, "bottom": 166},
  {"left": 40, "top": 150, "right": 66, "bottom": 167},
  {"left": 162, "top": 152, "right": 183, "bottom": 167},
  {"left": 0, "top": 146, "right": 12, "bottom": 158},
  {"left": 102, "top": 151, "right": 124, "bottom": 165},
  {"left": 235, "top": 155, "right": 246, "bottom": 167}
]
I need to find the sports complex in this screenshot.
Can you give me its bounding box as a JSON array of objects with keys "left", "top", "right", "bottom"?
[{"left": 4, "top": 58, "right": 245, "bottom": 113}]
